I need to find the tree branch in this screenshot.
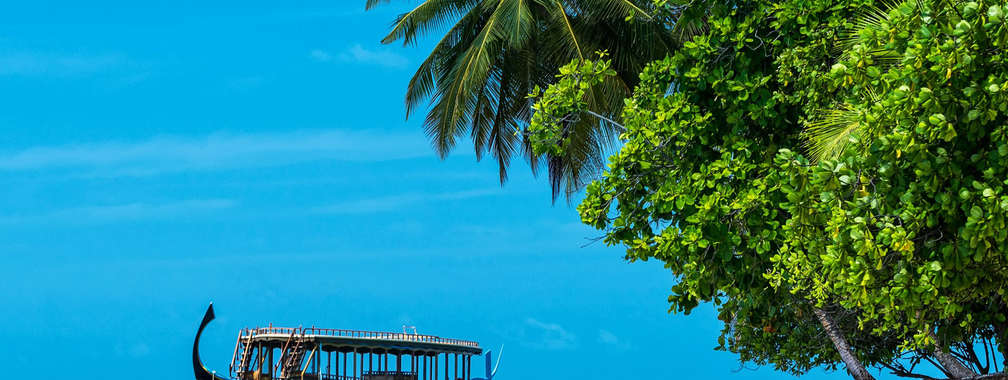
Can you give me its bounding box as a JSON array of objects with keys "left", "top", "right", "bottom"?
[
  {"left": 583, "top": 109, "right": 628, "bottom": 132},
  {"left": 963, "top": 372, "right": 1008, "bottom": 380},
  {"left": 930, "top": 330, "right": 980, "bottom": 379},
  {"left": 880, "top": 360, "right": 940, "bottom": 380}
]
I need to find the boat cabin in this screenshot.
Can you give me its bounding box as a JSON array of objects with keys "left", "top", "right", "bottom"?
[{"left": 229, "top": 326, "right": 481, "bottom": 380}]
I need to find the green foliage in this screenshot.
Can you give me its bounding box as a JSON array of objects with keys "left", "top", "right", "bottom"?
[
  {"left": 531, "top": 0, "right": 1008, "bottom": 375},
  {"left": 368, "top": 0, "right": 677, "bottom": 196},
  {"left": 774, "top": 0, "right": 1008, "bottom": 354},
  {"left": 528, "top": 55, "right": 618, "bottom": 157}
]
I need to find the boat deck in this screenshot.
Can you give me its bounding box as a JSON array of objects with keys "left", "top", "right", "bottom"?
[
  {"left": 242, "top": 326, "right": 482, "bottom": 355},
  {"left": 230, "top": 326, "right": 482, "bottom": 380}
]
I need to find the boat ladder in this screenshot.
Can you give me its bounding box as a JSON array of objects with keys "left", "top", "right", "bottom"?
[
  {"left": 276, "top": 328, "right": 308, "bottom": 379},
  {"left": 231, "top": 329, "right": 256, "bottom": 378}
]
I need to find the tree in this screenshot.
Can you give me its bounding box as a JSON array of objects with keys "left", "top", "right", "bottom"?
[
  {"left": 530, "top": 0, "right": 1008, "bottom": 378},
  {"left": 366, "top": 0, "right": 677, "bottom": 196}
]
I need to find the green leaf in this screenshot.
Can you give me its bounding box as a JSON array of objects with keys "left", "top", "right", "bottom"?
[
  {"left": 968, "top": 109, "right": 982, "bottom": 120},
  {"left": 929, "top": 114, "right": 947, "bottom": 125}
]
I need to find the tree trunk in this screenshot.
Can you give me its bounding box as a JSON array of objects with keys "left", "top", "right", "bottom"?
[
  {"left": 964, "top": 372, "right": 1008, "bottom": 379},
  {"left": 814, "top": 307, "right": 875, "bottom": 380},
  {"left": 928, "top": 330, "right": 978, "bottom": 379}
]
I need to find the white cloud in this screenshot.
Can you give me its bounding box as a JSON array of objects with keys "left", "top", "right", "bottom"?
[
  {"left": 0, "top": 49, "right": 136, "bottom": 77},
  {"left": 129, "top": 342, "right": 152, "bottom": 358},
  {"left": 597, "top": 329, "right": 632, "bottom": 351},
  {"left": 229, "top": 75, "right": 265, "bottom": 91},
  {"left": 114, "top": 341, "right": 154, "bottom": 359},
  {"left": 519, "top": 318, "right": 577, "bottom": 350},
  {"left": 310, "top": 49, "right": 331, "bottom": 61},
  {"left": 311, "top": 45, "right": 410, "bottom": 69},
  {"left": 0, "top": 129, "right": 436, "bottom": 175},
  {"left": 315, "top": 188, "right": 502, "bottom": 214},
  {"left": 0, "top": 199, "right": 235, "bottom": 225}
]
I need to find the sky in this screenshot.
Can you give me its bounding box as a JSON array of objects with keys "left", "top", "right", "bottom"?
[{"left": 0, "top": 1, "right": 862, "bottom": 379}]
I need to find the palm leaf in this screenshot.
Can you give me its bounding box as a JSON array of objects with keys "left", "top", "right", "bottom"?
[
  {"left": 487, "top": 54, "right": 523, "bottom": 183},
  {"left": 837, "top": 0, "right": 902, "bottom": 65},
  {"left": 380, "top": 0, "right": 482, "bottom": 46},
  {"left": 471, "top": 63, "right": 501, "bottom": 161},
  {"left": 551, "top": 1, "right": 585, "bottom": 61},
  {"left": 495, "top": 0, "right": 534, "bottom": 45},
  {"left": 424, "top": 4, "right": 504, "bottom": 157},
  {"left": 574, "top": 0, "right": 654, "bottom": 20},
  {"left": 803, "top": 104, "right": 864, "bottom": 162},
  {"left": 669, "top": 4, "right": 709, "bottom": 42},
  {"left": 404, "top": 5, "right": 490, "bottom": 118},
  {"left": 363, "top": 0, "right": 398, "bottom": 10}
]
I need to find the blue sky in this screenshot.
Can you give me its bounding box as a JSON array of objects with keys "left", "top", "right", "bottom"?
[{"left": 0, "top": 1, "right": 855, "bottom": 379}]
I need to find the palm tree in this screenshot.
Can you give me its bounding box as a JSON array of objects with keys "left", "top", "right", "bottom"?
[{"left": 366, "top": 0, "right": 676, "bottom": 197}]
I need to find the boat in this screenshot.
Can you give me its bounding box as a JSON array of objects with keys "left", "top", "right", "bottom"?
[{"left": 194, "top": 304, "right": 501, "bottom": 380}]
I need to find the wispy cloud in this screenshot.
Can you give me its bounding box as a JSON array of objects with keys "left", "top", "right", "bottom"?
[
  {"left": 228, "top": 76, "right": 265, "bottom": 91},
  {"left": 0, "top": 199, "right": 235, "bottom": 225},
  {"left": 0, "top": 129, "right": 436, "bottom": 176},
  {"left": 310, "top": 45, "right": 409, "bottom": 70},
  {"left": 114, "top": 341, "right": 152, "bottom": 359},
  {"left": 597, "top": 329, "right": 633, "bottom": 351},
  {"left": 315, "top": 189, "right": 502, "bottom": 214},
  {"left": 310, "top": 50, "right": 332, "bottom": 61},
  {"left": 517, "top": 318, "right": 577, "bottom": 350},
  {"left": 172, "top": 9, "right": 363, "bottom": 30},
  {"left": 0, "top": 49, "right": 139, "bottom": 78}
]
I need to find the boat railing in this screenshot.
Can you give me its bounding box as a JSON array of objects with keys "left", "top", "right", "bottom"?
[
  {"left": 317, "top": 375, "right": 367, "bottom": 380},
  {"left": 361, "top": 371, "right": 419, "bottom": 376},
  {"left": 238, "top": 326, "right": 480, "bottom": 349}
]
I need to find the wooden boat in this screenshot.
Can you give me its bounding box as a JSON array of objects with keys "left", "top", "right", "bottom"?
[{"left": 193, "top": 304, "right": 500, "bottom": 380}]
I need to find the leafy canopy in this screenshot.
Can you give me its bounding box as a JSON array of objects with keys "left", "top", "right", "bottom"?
[{"left": 531, "top": 0, "right": 1008, "bottom": 377}]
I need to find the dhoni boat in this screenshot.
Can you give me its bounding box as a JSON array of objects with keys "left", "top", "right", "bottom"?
[{"left": 194, "top": 304, "right": 501, "bottom": 380}]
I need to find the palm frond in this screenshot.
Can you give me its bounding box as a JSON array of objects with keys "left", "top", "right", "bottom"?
[
  {"left": 803, "top": 104, "right": 864, "bottom": 162},
  {"left": 495, "top": 0, "right": 535, "bottom": 45},
  {"left": 364, "top": 0, "right": 410, "bottom": 11},
  {"left": 447, "top": 12, "right": 501, "bottom": 130},
  {"left": 574, "top": 0, "right": 654, "bottom": 20},
  {"left": 486, "top": 44, "right": 536, "bottom": 183},
  {"left": 552, "top": 1, "right": 585, "bottom": 61},
  {"left": 610, "top": 0, "right": 654, "bottom": 20},
  {"left": 423, "top": 5, "right": 504, "bottom": 157},
  {"left": 487, "top": 61, "right": 523, "bottom": 183},
  {"left": 669, "top": 4, "right": 709, "bottom": 42},
  {"left": 364, "top": 0, "right": 392, "bottom": 11},
  {"left": 863, "top": 48, "right": 903, "bottom": 66},
  {"left": 381, "top": 0, "right": 482, "bottom": 46},
  {"left": 837, "top": 0, "right": 902, "bottom": 58},
  {"left": 404, "top": 5, "right": 490, "bottom": 118},
  {"left": 546, "top": 109, "right": 609, "bottom": 199},
  {"left": 471, "top": 64, "right": 501, "bottom": 161}
]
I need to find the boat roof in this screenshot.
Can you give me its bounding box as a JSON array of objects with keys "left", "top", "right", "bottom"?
[{"left": 242, "top": 327, "right": 483, "bottom": 355}]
